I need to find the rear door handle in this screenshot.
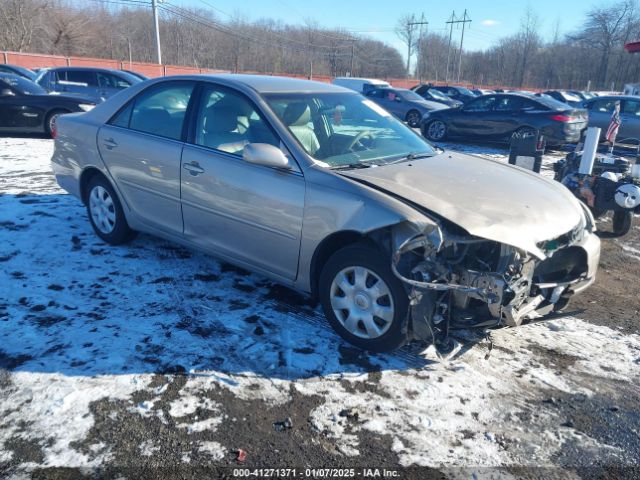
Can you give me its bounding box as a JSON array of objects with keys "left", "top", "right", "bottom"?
[
  {"left": 103, "top": 138, "right": 118, "bottom": 150},
  {"left": 183, "top": 162, "right": 205, "bottom": 175}
]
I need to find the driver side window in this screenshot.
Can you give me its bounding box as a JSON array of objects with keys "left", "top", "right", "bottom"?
[
  {"left": 464, "top": 96, "right": 496, "bottom": 112},
  {"left": 194, "top": 85, "right": 279, "bottom": 156}
]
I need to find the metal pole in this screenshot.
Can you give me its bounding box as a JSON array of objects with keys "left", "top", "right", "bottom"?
[
  {"left": 457, "top": 10, "right": 468, "bottom": 83},
  {"left": 350, "top": 40, "right": 355, "bottom": 76},
  {"left": 151, "top": 0, "right": 162, "bottom": 65},
  {"left": 445, "top": 11, "right": 456, "bottom": 83}
]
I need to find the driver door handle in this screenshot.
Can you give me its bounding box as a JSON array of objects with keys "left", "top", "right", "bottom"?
[
  {"left": 183, "top": 162, "right": 205, "bottom": 175},
  {"left": 103, "top": 138, "right": 118, "bottom": 150}
]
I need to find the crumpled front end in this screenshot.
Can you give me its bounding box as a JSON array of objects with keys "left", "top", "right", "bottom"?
[{"left": 391, "top": 209, "right": 600, "bottom": 344}]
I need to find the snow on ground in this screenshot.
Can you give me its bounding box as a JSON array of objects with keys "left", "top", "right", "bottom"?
[{"left": 1, "top": 137, "right": 639, "bottom": 474}]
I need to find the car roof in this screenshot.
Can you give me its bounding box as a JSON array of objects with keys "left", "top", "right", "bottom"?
[
  {"left": 0, "top": 72, "right": 24, "bottom": 80},
  {"left": 157, "top": 74, "right": 355, "bottom": 94},
  {"left": 586, "top": 95, "right": 636, "bottom": 101}
]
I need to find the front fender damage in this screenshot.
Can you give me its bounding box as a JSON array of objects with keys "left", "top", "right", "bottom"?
[{"left": 389, "top": 219, "right": 592, "bottom": 353}]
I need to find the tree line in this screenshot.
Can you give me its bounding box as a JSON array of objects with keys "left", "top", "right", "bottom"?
[
  {"left": 0, "top": 0, "right": 405, "bottom": 78},
  {"left": 2, "top": 0, "right": 640, "bottom": 89},
  {"left": 404, "top": 1, "right": 640, "bottom": 90}
]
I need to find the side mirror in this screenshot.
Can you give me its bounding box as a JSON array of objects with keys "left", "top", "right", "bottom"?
[
  {"left": 0, "top": 88, "right": 15, "bottom": 97},
  {"left": 243, "top": 143, "right": 291, "bottom": 169}
]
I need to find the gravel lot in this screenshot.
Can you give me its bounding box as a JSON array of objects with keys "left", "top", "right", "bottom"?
[{"left": 0, "top": 136, "right": 639, "bottom": 480}]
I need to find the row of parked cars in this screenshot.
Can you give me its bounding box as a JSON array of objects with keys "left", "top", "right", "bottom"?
[
  {"left": 0, "top": 64, "right": 635, "bottom": 146},
  {"left": 331, "top": 76, "right": 636, "bottom": 146},
  {"left": 0, "top": 65, "right": 147, "bottom": 135}
]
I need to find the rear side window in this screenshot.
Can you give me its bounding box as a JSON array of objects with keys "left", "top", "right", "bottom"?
[
  {"left": 622, "top": 100, "right": 640, "bottom": 116},
  {"left": 131, "top": 82, "right": 194, "bottom": 140},
  {"left": 64, "top": 70, "right": 97, "bottom": 86},
  {"left": 495, "top": 96, "right": 523, "bottom": 111},
  {"left": 109, "top": 81, "right": 195, "bottom": 140},
  {"left": 97, "top": 72, "right": 130, "bottom": 89}
]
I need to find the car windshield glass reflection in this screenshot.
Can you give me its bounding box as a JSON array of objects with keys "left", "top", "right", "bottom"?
[
  {"left": 265, "top": 92, "right": 435, "bottom": 168},
  {"left": 0, "top": 75, "right": 46, "bottom": 95}
]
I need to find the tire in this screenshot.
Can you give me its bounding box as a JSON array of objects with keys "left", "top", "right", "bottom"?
[
  {"left": 44, "top": 109, "right": 68, "bottom": 137},
  {"left": 319, "top": 243, "right": 409, "bottom": 352},
  {"left": 405, "top": 109, "right": 421, "bottom": 128},
  {"left": 612, "top": 210, "right": 633, "bottom": 237},
  {"left": 86, "top": 175, "right": 136, "bottom": 245},
  {"left": 424, "top": 119, "right": 447, "bottom": 141}
]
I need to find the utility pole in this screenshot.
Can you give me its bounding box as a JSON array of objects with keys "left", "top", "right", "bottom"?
[
  {"left": 350, "top": 39, "right": 355, "bottom": 77},
  {"left": 445, "top": 11, "right": 456, "bottom": 83},
  {"left": 408, "top": 14, "right": 428, "bottom": 82},
  {"left": 456, "top": 9, "right": 471, "bottom": 83},
  {"left": 151, "top": 0, "right": 162, "bottom": 64}
]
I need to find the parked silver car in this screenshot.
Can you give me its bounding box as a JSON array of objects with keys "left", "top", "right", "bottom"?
[
  {"left": 52, "top": 75, "right": 600, "bottom": 352},
  {"left": 35, "top": 67, "right": 142, "bottom": 103},
  {"left": 582, "top": 95, "right": 640, "bottom": 142},
  {"left": 365, "top": 87, "right": 446, "bottom": 127}
]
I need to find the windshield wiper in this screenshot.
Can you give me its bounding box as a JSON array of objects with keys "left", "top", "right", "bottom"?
[
  {"left": 386, "top": 151, "right": 436, "bottom": 165},
  {"left": 331, "top": 163, "right": 372, "bottom": 170}
]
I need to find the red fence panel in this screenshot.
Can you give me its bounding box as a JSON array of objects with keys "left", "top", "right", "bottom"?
[
  {"left": 70, "top": 56, "right": 119, "bottom": 69},
  {"left": 5, "top": 52, "right": 67, "bottom": 69}
]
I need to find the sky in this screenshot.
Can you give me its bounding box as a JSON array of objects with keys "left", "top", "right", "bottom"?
[{"left": 178, "top": 0, "right": 594, "bottom": 57}]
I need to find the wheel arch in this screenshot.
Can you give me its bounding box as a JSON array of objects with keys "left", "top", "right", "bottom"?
[{"left": 79, "top": 167, "right": 111, "bottom": 205}]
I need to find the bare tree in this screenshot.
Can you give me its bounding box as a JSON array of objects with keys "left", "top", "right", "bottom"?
[{"left": 395, "top": 13, "right": 419, "bottom": 75}]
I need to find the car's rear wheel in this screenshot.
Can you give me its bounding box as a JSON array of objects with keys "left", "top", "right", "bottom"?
[
  {"left": 424, "top": 119, "right": 447, "bottom": 141},
  {"left": 512, "top": 126, "right": 537, "bottom": 140},
  {"left": 405, "top": 109, "right": 422, "bottom": 128},
  {"left": 86, "top": 175, "right": 136, "bottom": 245},
  {"left": 44, "top": 109, "right": 68, "bottom": 137},
  {"left": 319, "top": 243, "right": 409, "bottom": 352}
]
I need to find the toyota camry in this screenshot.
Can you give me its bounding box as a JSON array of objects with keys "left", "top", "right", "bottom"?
[{"left": 51, "top": 75, "right": 600, "bottom": 352}]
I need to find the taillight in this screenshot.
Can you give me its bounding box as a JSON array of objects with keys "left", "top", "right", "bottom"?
[{"left": 549, "top": 114, "right": 573, "bottom": 122}]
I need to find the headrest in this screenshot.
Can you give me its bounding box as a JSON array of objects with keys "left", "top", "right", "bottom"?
[
  {"left": 283, "top": 103, "right": 311, "bottom": 127},
  {"left": 204, "top": 104, "right": 239, "bottom": 133}
]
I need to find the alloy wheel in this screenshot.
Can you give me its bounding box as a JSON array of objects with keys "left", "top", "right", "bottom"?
[{"left": 427, "top": 120, "right": 446, "bottom": 140}]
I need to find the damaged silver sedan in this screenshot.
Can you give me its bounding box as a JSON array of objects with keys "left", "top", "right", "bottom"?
[{"left": 51, "top": 75, "right": 600, "bottom": 352}]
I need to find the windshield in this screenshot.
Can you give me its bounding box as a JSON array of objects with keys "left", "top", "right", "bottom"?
[
  {"left": 428, "top": 89, "right": 450, "bottom": 101},
  {"left": 265, "top": 92, "right": 436, "bottom": 168},
  {"left": 457, "top": 87, "right": 475, "bottom": 96},
  {"left": 0, "top": 75, "right": 46, "bottom": 95},
  {"left": 535, "top": 96, "right": 575, "bottom": 110}
]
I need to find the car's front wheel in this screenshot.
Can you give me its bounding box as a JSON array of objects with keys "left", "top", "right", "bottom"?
[
  {"left": 86, "top": 175, "right": 137, "bottom": 245},
  {"left": 319, "top": 243, "right": 409, "bottom": 352},
  {"left": 423, "top": 119, "right": 447, "bottom": 141}
]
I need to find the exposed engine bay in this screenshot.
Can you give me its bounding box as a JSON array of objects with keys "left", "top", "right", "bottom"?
[{"left": 391, "top": 220, "right": 593, "bottom": 349}]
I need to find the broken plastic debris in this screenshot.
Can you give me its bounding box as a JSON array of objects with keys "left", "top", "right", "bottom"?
[{"left": 236, "top": 449, "right": 247, "bottom": 462}]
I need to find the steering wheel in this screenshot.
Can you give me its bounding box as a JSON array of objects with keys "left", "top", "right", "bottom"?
[{"left": 346, "top": 130, "right": 374, "bottom": 152}]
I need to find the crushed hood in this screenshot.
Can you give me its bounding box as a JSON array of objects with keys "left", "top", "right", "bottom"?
[{"left": 341, "top": 152, "right": 584, "bottom": 258}]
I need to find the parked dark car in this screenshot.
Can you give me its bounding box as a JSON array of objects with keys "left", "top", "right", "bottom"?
[
  {"left": 0, "top": 73, "right": 95, "bottom": 135},
  {"left": 411, "top": 84, "right": 463, "bottom": 108},
  {"left": 420, "top": 93, "right": 588, "bottom": 146},
  {"left": 543, "top": 90, "right": 584, "bottom": 107},
  {"left": 35, "top": 67, "right": 142, "bottom": 103},
  {"left": 365, "top": 87, "right": 446, "bottom": 127},
  {"left": 569, "top": 90, "right": 595, "bottom": 101},
  {"left": 429, "top": 85, "right": 478, "bottom": 103},
  {"left": 0, "top": 64, "right": 37, "bottom": 81},
  {"left": 471, "top": 88, "right": 495, "bottom": 96}
]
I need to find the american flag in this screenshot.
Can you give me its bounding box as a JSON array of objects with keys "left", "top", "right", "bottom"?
[{"left": 606, "top": 101, "right": 621, "bottom": 143}]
